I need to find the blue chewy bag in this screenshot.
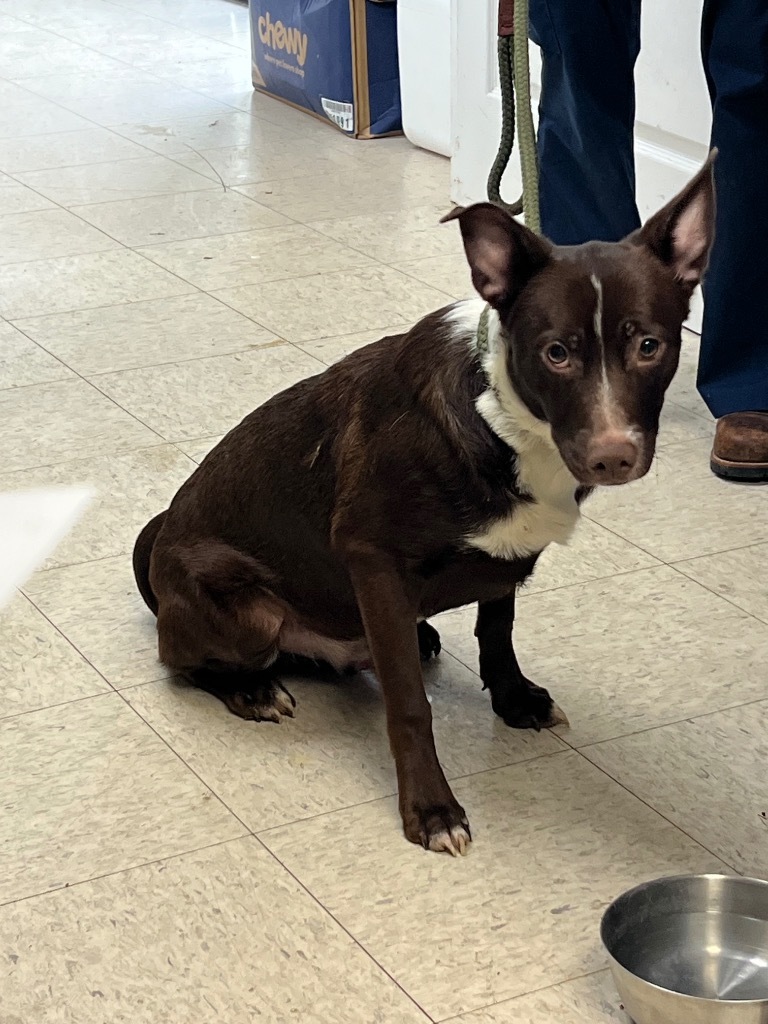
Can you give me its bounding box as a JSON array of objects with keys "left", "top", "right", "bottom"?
[{"left": 250, "top": 0, "right": 402, "bottom": 138}]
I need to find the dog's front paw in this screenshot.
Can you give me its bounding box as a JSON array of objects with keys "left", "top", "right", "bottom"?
[
  {"left": 493, "top": 680, "right": 569, "bottom": 731},
  {"left": 402, "top": 800, "right": 471, "bottom": 856},
  {"left": 417, "top": 620, "right": 442, "bottom": 662}
]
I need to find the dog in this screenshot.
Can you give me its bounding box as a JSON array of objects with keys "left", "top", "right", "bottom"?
[{"left": 133, "top": 155, "right": 715, "bottom": 856}]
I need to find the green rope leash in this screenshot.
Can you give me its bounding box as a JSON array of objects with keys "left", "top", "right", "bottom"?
[
  {"left": 486, "top": 35, "right": 521, "bottom": 216},
  {"left": 478, "top": 0, "right": 540, "bottom": 355},
  {"left": 512, "top": 0, "right": 540, "bottom": 233},
  {"left": 476, "top": 304, "right": 492, "bottom": 354},
  {"left": 485, "top": 0, "right": 540, "bottom": 234}
]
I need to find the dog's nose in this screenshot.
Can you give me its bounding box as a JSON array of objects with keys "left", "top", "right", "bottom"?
[{"left": 587, "top": 434, "right": 639, "bottom": 484}]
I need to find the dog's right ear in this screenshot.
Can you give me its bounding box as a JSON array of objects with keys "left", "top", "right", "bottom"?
[{"left": 442, "top": 203, "right": 552, "bottom": 311}]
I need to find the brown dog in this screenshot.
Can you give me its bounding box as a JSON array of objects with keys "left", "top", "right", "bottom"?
[{"left": 134, "top": 156, "right": 715, "bottom": 855}]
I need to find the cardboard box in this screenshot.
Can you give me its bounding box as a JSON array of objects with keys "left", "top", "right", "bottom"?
[{"left": 250, "top": 0, "right": 402, "bottom": 138}]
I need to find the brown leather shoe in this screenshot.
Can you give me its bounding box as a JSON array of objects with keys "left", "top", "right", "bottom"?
[{"left": 711, "top": 411, "right": 768, "bottom": 481}]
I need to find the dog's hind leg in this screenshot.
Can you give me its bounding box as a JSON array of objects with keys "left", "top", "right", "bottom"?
[
  {"left": 475, "top": 592, "right": 569, "bottom": 730},
  {"left": 152, "top": 539, "right": 297, "bottom": 722},
  {"left": 133, "top": 510, "right": 166, "bottom": 615}
]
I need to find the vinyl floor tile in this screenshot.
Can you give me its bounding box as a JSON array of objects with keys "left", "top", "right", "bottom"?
[
  {"left": 0, "top": 445, "right": 196, "bottom": 569},
  {"left": 0, "top": 248, "right": 195, "bottom": 319},
  {"left": 91, "top": 345, "right": 324, "bottom": 441},
  {"left": 587, "top": 700, "right": 768, "bottom": 877},
  {"left": 263, "top": 752, "right": 724, "bottom": 1020},
  {"left": 75, "top": 188, "right": 289, "bottom": 247},
  {"left": 13, "top": 292, "right": 278, "bottom": 375},
  {"left": 0, "top": 321, "right": 74, "bottom": 390},
  {"left": 0, "top": 694, "right": 243, "bottom": 905},
  {"left": 1, "top": 377, "right": 158, "bottom": 472},
  {"left": 0, "top": 592, "right": 108, "bottom": 720},
  {"left": 213, "top": 264, "right": 451, "bottom": 343},
  {"left": 126, "top": 652, "right": 565, "bottom": 834},
  {"left": 0, "top": 839, "right": 428, "bottom": 1024},
  {"left": 23, "top": 555, "right": 171, "bottom": 689}
]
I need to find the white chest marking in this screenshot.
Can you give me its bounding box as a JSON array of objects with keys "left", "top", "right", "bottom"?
[
  {"left": 446, "top": 299, "right": 581, "bottom": 560},
  {"left": 467, "top": 436, "right": 580, "bottom": 558}
]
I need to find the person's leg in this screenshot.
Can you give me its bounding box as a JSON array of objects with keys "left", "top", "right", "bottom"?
[
  {"left": 529, "top": 0, "right": 642, "bottom": 244},
  {"left": 699, "top": 0, "right": 768, "bottom": 479}
]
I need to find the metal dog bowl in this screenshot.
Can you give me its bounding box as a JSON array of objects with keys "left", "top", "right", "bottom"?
[{"left": 601, "top": 875, "right": 768, "bottom": 1023}]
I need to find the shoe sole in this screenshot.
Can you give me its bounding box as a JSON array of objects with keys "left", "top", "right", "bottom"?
[{"left": 710, "top": 453, "right": 768, "bottom": 482}]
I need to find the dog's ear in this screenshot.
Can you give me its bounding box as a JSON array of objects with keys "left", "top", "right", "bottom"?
[
  {"left": 442, "top": 203, "right": 552, "bottom": 311},
  {"left": 633, "top": 150, "right": 717, "bottom": 291}
]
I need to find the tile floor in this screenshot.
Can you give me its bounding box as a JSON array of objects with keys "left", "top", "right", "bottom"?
[{"left": 1, "top": 1, "right": 768, "bottom": 1021}]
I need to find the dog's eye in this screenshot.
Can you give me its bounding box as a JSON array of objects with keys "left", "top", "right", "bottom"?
[
  {"left": 545, "top": 342, "right": 569, "bottom": 366},
  {"left": 640, "top": 337, "right": 660, "bottom": 358}
]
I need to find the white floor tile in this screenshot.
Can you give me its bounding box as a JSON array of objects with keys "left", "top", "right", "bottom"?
[
  {"left": 0, "top": 208, "right": 120, "bottom": 264},
  {"left": 14, "top": 292, "right": 278, "bottom": 375},
  {"left": 0, "top": 839, "right": 428, "bottom": 1023},
  {"left": 0, "top": 248, "right": 194, "bottom": 319},
  {"left": 436, "top": 566, "right": 768, "bottom": 746},
  {"left": 2, "top": 377, "right": 158, "bottom": 472},
  {"left": 0, "top": 171, "right": 56, "bottom": 216},
  {"left": 15, "top": 155, "right": 218, "bottom": 207},
  {"left": 0, "top": 126, "right": 157, "bottom": 174},
  {"left": 75, "top": 188, "right": 289, "bottom": 246},
  {"left": 0, "top": 693, "right": 244, "bottom": 905},
  {"left": 0, "top": 321, "right": 74, "bottom": 390},
  {"left": 587, "top": 701, "right": 768, "bottom": 876},
  {"left": 20, "top": 67, "right": 234, "bottom": 125}
]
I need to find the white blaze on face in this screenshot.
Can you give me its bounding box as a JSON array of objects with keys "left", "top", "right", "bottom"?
[
  {"left": 591, "top": 273, "right": 604, "bottom": 346},
  {"left": 590, "top": 273, "right": 611, "bottom": 414},
  {"left": 590, "top": 274, "right": 639, "bottom": 444}
]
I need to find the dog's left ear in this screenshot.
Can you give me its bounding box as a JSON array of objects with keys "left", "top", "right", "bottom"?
[
  {"left": 634, "top": 150, "right": 717, "bottom": 291},
  {"left": 442, "top": 203, "right": 552, "bottom": 311}
]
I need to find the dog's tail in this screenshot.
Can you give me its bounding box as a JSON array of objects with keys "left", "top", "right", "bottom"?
[{"left": 132, "top": 511, "right": 166, "bottom": 616}]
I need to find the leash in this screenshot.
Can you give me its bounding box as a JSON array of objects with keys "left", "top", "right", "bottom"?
[
  {"left": 476, "top": 304, "right": 492, "bottom": 354},
  {"left": 486, "top": 0, "right": 540, "bottom": 234}
]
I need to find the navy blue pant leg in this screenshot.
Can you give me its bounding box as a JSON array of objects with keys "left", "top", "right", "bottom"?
[
  {"left": 529, "top": 0, "right": 642, "bottom": 244},
  {"left": 698, "top": 0, "right": 768, "bottom": 416}
]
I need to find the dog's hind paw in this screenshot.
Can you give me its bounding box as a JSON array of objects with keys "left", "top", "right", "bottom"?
[{"left": 224, "top": 680, "right": 296, "bottom": 724}]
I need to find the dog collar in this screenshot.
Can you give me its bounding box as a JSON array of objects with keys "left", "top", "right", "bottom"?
[{"left": 476, "top": 303, "right": 492, "bottom": 353}]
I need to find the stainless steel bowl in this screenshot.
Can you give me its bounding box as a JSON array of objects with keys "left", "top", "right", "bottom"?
[{"left": 601, "top": 875, "right": 768, "bottom": 1024}]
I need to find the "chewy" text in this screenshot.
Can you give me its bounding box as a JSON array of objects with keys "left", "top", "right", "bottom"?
[{"left": 258, "top": 12, "right": 308, "bottom": 67}]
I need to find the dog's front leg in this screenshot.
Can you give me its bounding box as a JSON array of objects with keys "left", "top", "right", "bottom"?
[
  {"left": 475, "top": 592, "right": 568, "bottom": 730},
  {"left": 347, "top": 551, "right": 470, "bottom": 855}
]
